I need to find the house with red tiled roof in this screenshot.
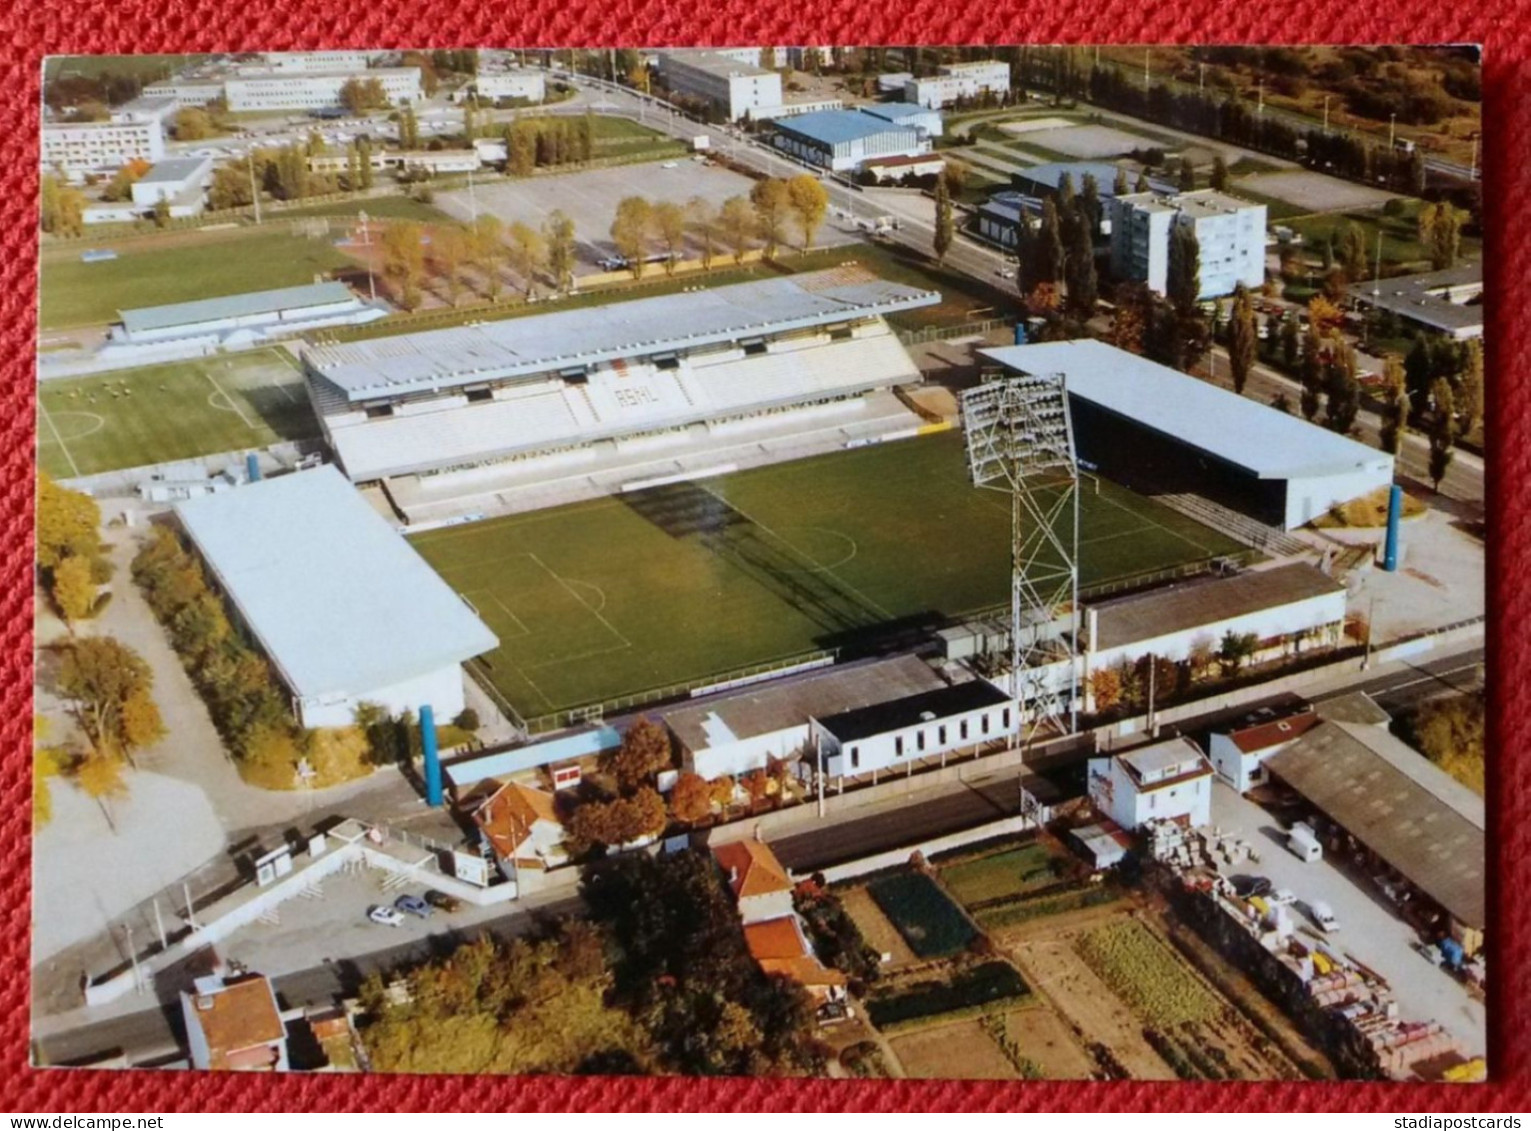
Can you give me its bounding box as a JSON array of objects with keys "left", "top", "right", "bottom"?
[
  {"left": 1208, "top": 708, "right": 1320, "bottom": 792},
  {"left": 712, "top": 839, "right": 796, "bottom": 924},
  {"left": 743, "top": 916, "right": 848, "bottom": 1004},
  {"left": 470, "top": 780, "right": 566, "bottom": 880},
  {"left": 180, "top": 973, "right": 288, "bottom": 1071}
]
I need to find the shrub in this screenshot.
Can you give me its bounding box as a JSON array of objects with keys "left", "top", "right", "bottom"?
[{"left": 453, "top": 707, "right": 481, "bottom": 731}]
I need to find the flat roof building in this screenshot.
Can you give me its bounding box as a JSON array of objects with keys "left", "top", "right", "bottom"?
[
  {"left": 181, "top": 973, "right": 288, "bottom": 1072},
  {"left": 174, "top": 466, "right": 498, "bottom": 728},
  {"left": 42, "top": 117, "right": 165, "bottom": 177},
  {"left": 768, "top": 109, "right": 932, "bottom": 173},
  {"left": 302, "top": 268, "right": 938, "bottom": 483},
  {"left": 980, "top": 339, "right": 1395, "bottom": 529},
  {"left": 811, "top": 679, "right": 1017, "bottom": 779},
  {"left": 224, "top": 67, "right": 421, "bottom": 113},
  {"left": 904, "top": 60, "right": 1011, "bottom": 109},
  {"left": 1089, "top": 736, "right": 1214, "bottom": 831},
  {"left": 1110, "top": 188, "right": 1268, "bottom": 300},
  {"left": 856, "top": 101, "right": 944, "bottom": 138},
  {"left": 112, "top": 281, "right": 383, "bottom": 348},
  {"left": 1347, "top": 263, "right": 1484, "bottom": 340},
  {"left": 656, "top": 50, "right": 783, "bottom": 122},
  {"left": 129, "top": 154, "right": 214, "bottom": 218}
]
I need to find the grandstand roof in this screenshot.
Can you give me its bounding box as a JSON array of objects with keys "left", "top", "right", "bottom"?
[
  {"left": 303, "top": 269, "right": 938, "bottom": 402},
  {"left": 980, "top": 338, "right": 1393, "bottom": 480},
  {"left": 1014, "top": 162, "right": 1172, "bottom": 196},
  {"left": 174, "top": 466, "right": 497, "bottom": 704},
  {"left": 121, "top": 282, "right": 358, "bottom": 335}
]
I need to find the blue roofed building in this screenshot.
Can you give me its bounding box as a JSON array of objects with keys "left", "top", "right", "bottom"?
[
  {"left": 767, "top": 108, "right": 932, "bottom": 172},
  {"left": 110, "top": 281, "right": 385, "bottom": 349},
  {"left": 856, "top": 101, "right": 944, "bottom": 139}
]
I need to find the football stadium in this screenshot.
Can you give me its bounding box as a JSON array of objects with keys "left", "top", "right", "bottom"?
[{"left": 410, "top": 432, "right": 1247, "bottom": 727}]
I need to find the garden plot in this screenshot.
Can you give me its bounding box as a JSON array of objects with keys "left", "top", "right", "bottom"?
[
  {"left": 840, "top": 884, "right": 919, "bottom": 969},
  {"left": 889, "top": 1017, "right": 1022, "bottom": 1080},
  {"left": 866, "top": 871, "right": 976, "bottom": 959}
]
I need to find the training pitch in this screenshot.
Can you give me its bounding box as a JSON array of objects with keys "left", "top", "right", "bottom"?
[
  {"left": 38, "top": 349, "right": 317, "bottom": 479},
  {"left": 410, "top": 433, "right": 1247, "bottom": 722}
]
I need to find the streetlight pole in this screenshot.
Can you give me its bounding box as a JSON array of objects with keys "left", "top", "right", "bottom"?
[
  {"left": 247, "top": 152, "right": 262, "bottom": 224},
  {"left": 1323, "top": 95, "right": 1330, "bottom": 133}
]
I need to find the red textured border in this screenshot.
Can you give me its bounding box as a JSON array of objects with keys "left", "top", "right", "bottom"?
[{"left": 5, "top": 5, "right": 1526, "bottom": 1112}]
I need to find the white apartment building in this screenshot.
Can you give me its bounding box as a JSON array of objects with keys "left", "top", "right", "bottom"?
[
  {"left": 42, "top": 117, "right": 165, "bottom": 177},
  {"left": 656, "top": 50, "right": 783, "bottom": 121},
  {"left": 140, "top": 79, "right": 226, "bottom": 108},
  {"left": 467, "top": 70, "right": 546, "bottom": 104},
  {"left": 223, "top": 67, "right": 422, "bottom": 113},
  {"left": 260, "top": 51, "right": 374, "bottom": 73},
  {"left": 904, "top": 60, "right": 1011, "bottom": 108},
  {"left": 1109, "top": 189, "right": 1268, "bottom": 300}
]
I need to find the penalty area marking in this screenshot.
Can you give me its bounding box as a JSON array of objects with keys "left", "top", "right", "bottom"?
[
  {"left": 38, "top": 402, "right": 81, "bottom": 476},
  {"left": 203, "top": 370, "right": 258, "bottom": 429}
]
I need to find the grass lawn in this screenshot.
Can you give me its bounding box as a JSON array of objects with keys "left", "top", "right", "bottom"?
[
  {"left": 865, "top": 871, "right": 977, "bottom": 959},
  {"left": 1285, "top": 200, "right": 1480, "bottom": 273},
  {"left": 939, "top": 842, "right": 1062, "bottom": 908},
  {"left": 44, "top": 55, "right": 209, "bottom": 84},
  {"left": 40, "top": 229, "right": 356, "bottom": 330},
  {"left": 411, "top": 432, "right": 1246, "bottom": 719},
  {"left": 37, "top": 349, "right": 315, "bottom": 478},
  {"left": 275, "top": 196, "right": 450, "bottom": 222}
]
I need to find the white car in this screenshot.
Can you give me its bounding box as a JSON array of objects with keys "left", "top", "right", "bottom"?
[
  {"left": 661, "top": 161, "right": 679, "bottom": 169},
  {"left": 1309, "top": 900, "right": 1340, "bottom": 933},
  {"left": 367, "top": 904, "right": 405, "bottom": 927}
]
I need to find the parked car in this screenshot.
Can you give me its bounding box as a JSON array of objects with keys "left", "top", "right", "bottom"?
[
  {"left": 368, "top": 905, "right": 405, "bottom": 927},
  {"left": 1231, "top": 875, "right": 1273, "bottom": 899},
  {"left": 424, "top": 889, "right": 463, "bottom": 913},
  {"left": 661, "top": 161, "right": 679, "bottom": 169},
  {"left": 1309, "top": 900, "right": 1340, "bottom": 932},
  {"left": 395, "top": 893, "right": 433, "bottom": 919}
]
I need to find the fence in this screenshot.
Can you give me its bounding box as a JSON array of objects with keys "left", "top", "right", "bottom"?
[{"left": 897, "top": 318, "right": 1011, "bottom": 347}]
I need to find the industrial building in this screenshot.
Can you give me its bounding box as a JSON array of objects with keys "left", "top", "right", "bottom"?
[
  {"left": 41, "top": 115, "right": 165, "bottom": 177},
  {"left": 656, "top": 50, "right": 783, "bottom": 121},
  {"left": 259, "top": 50, "right": 374, "bottom": 74},
  {"left": 1208, "top": 707, "right": 1321, "bottom": 792},
  {"left": 980, "top": 339, "right": 1395, "bottom": 529},
  {"left": 1088, "top": 737, "right": 1215, "bottom": 831},
  {"left": 110, "top": 282, "right": 384, "bottom": 348},
  {"left": 904, "top": 60, "right": 1012, "bottom": 108},
  {"left": 1347, "top": 262, "right": 1484, "bottom": 340},
  {"left": 140, "top": 78, "right": 227, "bottom": 107},
  {"left": 174, "top": 466, "right": 498, "bottom": 728},
  {"left": 465, "top": 70, "right": 547, "bottom": 104},
  {"left": 860, "top": 152, "right": 948, "bottom": 184},
  {"left": 301, "top": 268, "right": 938, "bottom": 483},
  {"left": 1109, "top": 188, "right": 1268, "bottom": 299},
  {"left": 667, "top": 655, "right": 946, "bottom": 781},
  {"left": 856, "top": 101, "right": 944, "bottom": 138},
  {"left": 223, "top": 67, "right": 422, "bottom": 113},
  {"left": 767, "top": 109, "right": 932, "bottom": 173},
  {"left": 1265, "top": 714, "right": 1485, "bottom": 954}
]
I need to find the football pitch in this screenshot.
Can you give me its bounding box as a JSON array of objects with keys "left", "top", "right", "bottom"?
[
  {"left": 410, "top": 433, "right": 1248, "bottom": 723},
  {"left": 38, "top": 349, "right": 320, "bottom": 479}
]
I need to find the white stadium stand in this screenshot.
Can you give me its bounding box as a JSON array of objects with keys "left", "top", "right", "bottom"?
[{"left": 301, "top": 269, "right": 939, "bottom": 490}]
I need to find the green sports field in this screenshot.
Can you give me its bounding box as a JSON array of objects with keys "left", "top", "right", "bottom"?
[
  {"left": 410, "top": 432, "right": 1247, "bottom": 723},
  {"left": 38, "top": 349, "right": 319, "bottom": 479}
]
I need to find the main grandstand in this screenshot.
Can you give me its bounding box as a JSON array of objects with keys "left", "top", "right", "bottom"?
[{"left": 300, "top": 268, "right": 939, "bottom": 516}]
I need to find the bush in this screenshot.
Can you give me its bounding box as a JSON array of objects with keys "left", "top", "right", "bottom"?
[
  {"left": 453, "top": 707, "right": 481, "bottom": 731},
  {"left": 866, "top": 962, "right": 1030, "bottom": 1030}
]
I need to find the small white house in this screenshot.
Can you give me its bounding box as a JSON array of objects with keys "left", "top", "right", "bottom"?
[
  {"left": 811, "top": 680, "right": 1017, "bottom": 779},
  {"left": 469, "top": 781, "right": 566, "bottom": 880},
  {"left": 180, "top": 973, "right": 288, "bottom": 1072},
  {"left": 1207, "top": 709, "right": 1320, "bottom": 793},
  {"left": 1088, "top": 737, "right": 1213, "bottom": 832}
]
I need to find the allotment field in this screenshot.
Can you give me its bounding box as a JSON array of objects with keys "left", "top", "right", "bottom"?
[
  {"left": 38, "top": 349, "right": 317, "bottom": 479},
  {"left": 410, "top": 432, "right": 1247, "bottom": 722}
]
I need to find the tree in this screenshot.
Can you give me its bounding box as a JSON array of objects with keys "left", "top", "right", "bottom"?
[
  {"left": 1063, "top": 209, "right": 1097, "bottom": 316},
  {"left": 173, "top": 107, "right": 214, "bottom": 141},
  {"left": 1078, "top": 173, "right": 1102, "bottom": 236},
  {"left": 381, "top": 223, "right": 426, "bottom": 309},
  {"left": 400, "top": 104, "right": 420, "bottom": 150},
  {"left": 600, "top": 717, "right": 673, "bottom": 793},
  {"left": 505, "top": 221, "right": 545, "bottom": 297},
  {"left": 119, "top": 688, "right": 166, "bottom": 754},
  {"left": 1458, "top": 338, "right": 1484, "bottom": 435},
  {"left": 1407, "top": 691, "right": 1484, "bottom": 796},
  {"left": 51, "top": 553, "right": 97, "bottom": 624},
  {"left": 1379, "top": 354, "right": 1410, "bottom": 454},
  {"left": 651, "top": 201, "right": 687, "bottom": 274},
  {"left": 1166, "top": 223, "right": 1201, "bottom": 316},
  {"left": 472, "top": 214, "right": 506, "bottom": 299},
  {"left": 37, "top": 472, "right": 102, "bottom": 573},
  {"left": 339, "top": 77, "right": 388, "bottom": 116},
  {"left": 1299, "top": 321, "right": 1326, "bottom": 421},
  {"left": 543, "top": 210, "right": 576, "bottom": 291},
  {"left": 1108, "top": 282, "right": 1152, "bottom": 354},
  {"left": 718, "top": 195, "right": 755, "bottom": 264},
  {"left": 1113, "top": 165, "right": 1130, "bottom": 196},
  {"left": 1088, "top": 667, "right": 1122, "bottom": 712},
  {"left": 1134, "top": 170, "right": 1151, "bottom": 193},
  {"left": 1216, "top": 630, "right": 1259, "bottom": 675},
  {"left": 75, "top": 752, "right": 128, "bottom": 834},
  {"left": 357, "top": 136, "right": 374, "bottom": 190},
  {"left": 669, "top": 771, "right": 713, "bottom": 824},
  {"left": 749, "top": 179, "right": 791, "bottom": 259},
  {"left": 1036, "top": 198, "right": 1066, "bottom": 286},
  {"left": 785, "top": 173, "right": 829, "bottom": 250},
  {"left": 932, "top": 171, "right": 954, "bottom": 264},
  {"left": 1323, "top": 340, "right": 1361, "bottom": 434},
  {"left": 432, "top": 224, "right": 472, "bottom": 306},
  {"left": 571, "top": 786, "right": 668, "bottom": 847},
  {"left": 41, "top": 174, "right": 86, "bottom": 237},
  {"left": 1227, "top": 283, "right": 1256, "bottom": 395},
  {"left": 1210, "top": 154, "right": 1229, "bottom": 191},
  {"left": 687, "top": 197, "right": 719, "bottom": 270},
  {"left": 610, "top": 196, "right": 653, "bottom": 278},
  {"left": 56, "top": 636, "right": 156, "bottom": 760},
  {"left": 1177, "top": 156, "right": 1196, "bottom": 192},
  {"left": 507, "top": 122, "right": 538, "bottom": 177},
  {"left": 1428, "top": 377, "right": 1457, "bottom": 492},
  {"left": 33, "top": 716, "right": 65, "bottom": 831},
  {"left": 1279, "top": 312, "right": 1300, "bottom": 371}
]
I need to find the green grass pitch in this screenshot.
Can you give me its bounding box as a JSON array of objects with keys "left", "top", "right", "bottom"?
[
  {"left": 38, "top": 349, "right": 319, "bottom": 479},
  {"left": 409, "top": 432, "right": 1247, "bottom": 721}
]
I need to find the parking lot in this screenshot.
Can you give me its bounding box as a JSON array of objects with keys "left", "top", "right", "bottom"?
[
  {"left": 1016, "top": 123, "right": 1163, "bottom": 159},
  {"left": 436, "top": 162, "right": 861, "bottom": 271},
  {"left": 1209, "top": 781, "right": 1484, "bottom": 1055}
]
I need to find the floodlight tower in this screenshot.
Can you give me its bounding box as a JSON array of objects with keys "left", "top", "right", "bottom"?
[{"left": 960, "top": 370, "right": 1081, "bottom": 744}]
